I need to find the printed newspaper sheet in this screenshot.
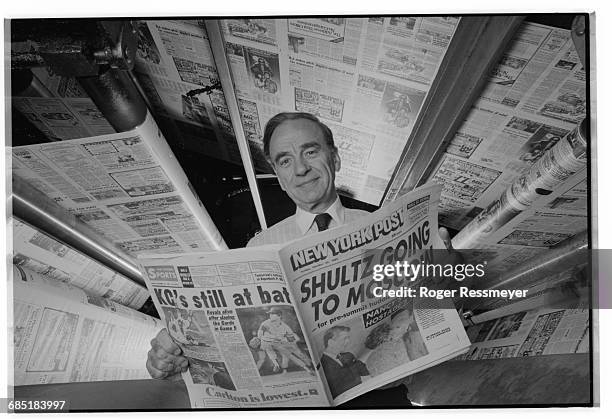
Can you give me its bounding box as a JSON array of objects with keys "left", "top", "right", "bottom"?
[
  {"left": 134, "top": 20, "right": 245, "bottom": 166},
  {"left": 459, "top": 304, "right": 589, "bottom": 360},
  {"left": 12, "top": 66, "right": 116, "bottom": 141},
  {"left": 451, "top": 122, "right": 587, "bottom": 251},
  {"left": 421, "top": 21, "right": 586, "bottom": 239},
  {"left": 11, "top": 265, "right": 163, "bottom": 385},
  {"left": 11, "top": 218, "right": 149, "bottom": 310},
  {"left": 218, "top": 17, "right": 459, "bottom": 204},
  {"left": 12, "top": 111, "right": 226, "bottom": 257},
  {"left": 139, "top": 184, "right": 470, "bottom": 407}
]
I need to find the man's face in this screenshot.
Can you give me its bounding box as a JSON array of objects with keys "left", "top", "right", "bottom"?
[
  {"left": 269, "top": 313, "right": 281, "bottom": 323},
  {"left": 330, "top": 331, "right": 350, "bottom": 351},
  {"left": 269, "top": 118, "right": 340, "bottom": 212}
]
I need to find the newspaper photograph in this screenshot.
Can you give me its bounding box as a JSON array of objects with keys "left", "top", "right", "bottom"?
[
  {"left": 221, "top": 19, "right": 278, "bottom": 46},
  {"left": 140, "top": 183, "right": 470, "bottom": 407},
  {"left": 244, "top": 46, "right": 282, "bottom": 97}
]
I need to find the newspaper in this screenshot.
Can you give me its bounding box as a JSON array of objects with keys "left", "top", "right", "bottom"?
[
  {"left": 12, "top": 111, "right": 227, "bottom": 257},
  {"left": 11, "top": 218, "right": 149, "bottom": 310},
  {"left": 416, "top": 22, "right": 589, "bottom": 275},
  {"left": 133, "top": 20, "right": 245, "bottom": 166},
  {"left": 12, "top": 67, "right": 116, "bottom": 141},
  {"left": 139, "top": 184, "right": 470, "bottom": 407},
  {"left": 132, "top": 17, "right": 459, "bottom": 202},
  {"left": 458, "top": 302, "right": 589, "bottom": 361},
  {"left": 218, "top": 17, "right": 459, "bottom": 204},
  {"left": 452, "top": 121, "right": 587, "bottom": 250},
  {"left": 419, "top": 21, "right": 586, "bottom": 235},
  {"left": 11, "top": 265, "right": 163, "bottom": 385}
]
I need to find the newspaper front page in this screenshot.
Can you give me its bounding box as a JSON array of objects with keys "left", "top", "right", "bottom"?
[
  {"left": 139, "top": 183, "right": 470, "bottom": 407},
  {"left": 11, "top": 265, "right": 163, "bottom": 386},
  {"left": 278, "top": 183, "right": 470, "bottom": 405}
]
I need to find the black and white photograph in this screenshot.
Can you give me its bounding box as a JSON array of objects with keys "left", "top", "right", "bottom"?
[
  {"left": 2, "top": 7, "right": 603, "bottom": 415},
  {"left": 161, "top": 306, "right": 221, "bottom": 361},
  {"left": 236, "top": 305, "right": 316, "bottom": 385},
  {"left": 188, "top": 358, "right": 236, "bottom": 390}
]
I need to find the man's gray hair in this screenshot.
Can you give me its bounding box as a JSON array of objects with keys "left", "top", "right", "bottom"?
[{"left": 262, "top": 112, "right": 335, "bottom": 159}]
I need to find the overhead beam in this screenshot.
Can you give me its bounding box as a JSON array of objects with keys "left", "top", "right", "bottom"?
[{"left": 205, "top": 20, "right": 268, "bottom": 230}]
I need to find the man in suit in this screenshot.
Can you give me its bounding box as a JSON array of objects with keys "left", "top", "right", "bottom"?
[
  {"left": 146, "top": 112, "right": 453, "bottom": 405},
  {"left": 320, "top": 325, "right": 371, "bottom": 399},
  {"left": 246, "top": 112, "right": 368, "bottom": 247},
  {"left": 147, "top": 112, "right": 364, "bottom": 380}
]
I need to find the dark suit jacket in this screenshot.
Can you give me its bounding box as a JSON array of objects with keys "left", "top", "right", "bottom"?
[{"left": 320, "top": 352, "right": 370, "bottom": 399}]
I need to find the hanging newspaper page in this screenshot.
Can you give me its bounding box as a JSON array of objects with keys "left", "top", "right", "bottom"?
[
  {"left": 11, "top": 111, "right": 226, "bottom": 258},
  {"left": 12, "top": 66, "right": 116, "bottom": 141},
  {"left": 422, "top": 22, "right": 587, "bottom": 235},
  {"left": 139, "top": 183, "right": 470, "bottom": 407},
  {"left": 219, "top": 17, "right": 460, "bottom": 204},
  {"left": 133, "top": 20, "right": 244, "bottom": 165},
  {"left": 458, "top": 303, "right": 589, "bottom": 360},
  {"left": 11, "top": 218, "right": 149, "bottom": 310},
  {"left": 11, "top": 265, "right": 163, "bottom": 385}
]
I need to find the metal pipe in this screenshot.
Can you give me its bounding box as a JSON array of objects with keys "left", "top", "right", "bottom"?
[
  {"left": 383, "top": 16, "right": 524, "bottom": 204},
  {"left": 462, "top": 230, "right": 588, "bottom": 312},
  {"left": 77, "top": 68, "right": 147, "bottom": 133},
  {"left": 11, "top": 175, "right": 145, "bottom": 287},
  {"left": 453, "top": 121, "right": 587, "bottom": 249},
  {"left": 205, "top": 20, "right": 268, "bottom": 230},
  {"left": 486, "top": 230, "right": 588, "bottom": 290}
]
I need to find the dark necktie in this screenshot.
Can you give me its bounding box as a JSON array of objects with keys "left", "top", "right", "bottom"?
[{"left": 314, "top": 213, "right": 332, "bottom": 232}]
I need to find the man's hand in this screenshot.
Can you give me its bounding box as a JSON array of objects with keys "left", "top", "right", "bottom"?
[
  {"left": 146, "top": 328, "right": 189, "bottom": 380},
  {"left": 439, "top": 226, "right": 463, "bottom": 264},
  {"left": 439, "top": 227, "right": 453, "bottom": 251}
]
